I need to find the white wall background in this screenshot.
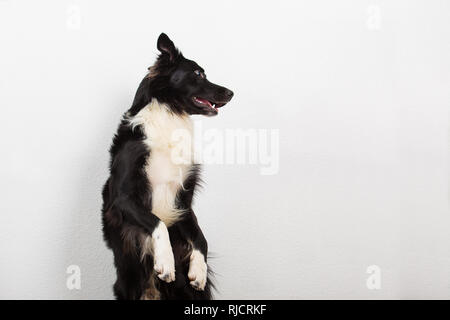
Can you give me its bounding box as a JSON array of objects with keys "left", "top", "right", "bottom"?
[{"left": 0, "top": 0, "right": 449, "bottom": 299}]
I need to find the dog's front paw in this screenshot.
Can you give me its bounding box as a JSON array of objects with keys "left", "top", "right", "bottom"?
[
  {"left": 152, "top": 222, "right": 175, "bottom": 283},
  {"left": 188, "top": 249, "right": 207, "bottom": 291},
  {"left": 154, "top": 251, "right": 175, "bottom": 282}
]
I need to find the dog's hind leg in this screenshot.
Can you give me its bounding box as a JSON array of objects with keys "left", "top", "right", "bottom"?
[
  {"left": 112, "top": 196, "right": 176, "bottom": 283},
  {"left": 105, "top": 222, "right": 153, "bottom": 300},
  {"left": 103, "top": 200, "right": 175, "bottom": 299},
  {"left": 113, "top": 272, "right": 143, "bottom": 300}
]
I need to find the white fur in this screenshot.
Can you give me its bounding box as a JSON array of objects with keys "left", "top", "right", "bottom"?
[
  {"left": 151, "top": 222, "right": 175, "bottom": 282},
  {"left": 188, "top": 249, "right": 207, "bottom": 291},
  {"left": 129, "top": 100, "right": 194, "bottom": 226}
]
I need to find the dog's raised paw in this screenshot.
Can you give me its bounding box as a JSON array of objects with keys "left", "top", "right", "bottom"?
[
  {"left": 154, "top": 252, "right": 175, "bottom": 283},
  {"left": 152, "top": 222, "right": 175, "bottom": 283},
  {"left": 188, "top": 249, "right": 207, "bottom": 291}
]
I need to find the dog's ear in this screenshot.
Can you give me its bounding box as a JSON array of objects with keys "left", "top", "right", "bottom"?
[{"left": 157, "top": 33, "right": 177, "bottom": 62}]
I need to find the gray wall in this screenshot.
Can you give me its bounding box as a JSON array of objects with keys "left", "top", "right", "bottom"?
[{"left": 0, "top": 0, "right": 449, "bottom": 299}]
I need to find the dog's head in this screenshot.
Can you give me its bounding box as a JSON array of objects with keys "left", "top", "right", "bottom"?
[{"left": 145, "top": 33, "right": 233, "bottom": 116}]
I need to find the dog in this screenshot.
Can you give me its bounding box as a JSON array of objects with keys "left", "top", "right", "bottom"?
[{"left": 101, "top": 33, "right": 233, "bottom": 300}]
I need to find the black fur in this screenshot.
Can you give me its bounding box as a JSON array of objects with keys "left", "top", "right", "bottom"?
[{"left": 101, "top": 33, "right": 233, "bottom": 300}]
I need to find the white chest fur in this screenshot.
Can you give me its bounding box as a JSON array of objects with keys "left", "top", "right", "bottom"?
[{"left": 129, "top": 101, "right": 194, "bottom": 226}]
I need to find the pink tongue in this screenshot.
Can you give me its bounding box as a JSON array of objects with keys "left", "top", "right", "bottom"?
[{"left": 197, "top": 97, "right": 212, "bottom": 108}]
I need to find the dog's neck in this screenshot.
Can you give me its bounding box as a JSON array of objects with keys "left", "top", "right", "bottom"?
[{"left": 128, "top": 99, "right": 194, "bottom": 154}]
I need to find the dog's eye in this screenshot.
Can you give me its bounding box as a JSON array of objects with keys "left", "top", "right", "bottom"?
[{"left": 194, "top": 70, "right": 205, "bottom": 79}]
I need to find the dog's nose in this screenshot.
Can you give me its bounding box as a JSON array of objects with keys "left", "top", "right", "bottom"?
[{"left": 225, "top": 89, "right": 234, "bottom": 100}]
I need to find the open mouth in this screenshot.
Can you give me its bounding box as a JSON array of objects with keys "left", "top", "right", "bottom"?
[{"left": 192, "top": 97, "right": 227, "bottom": 113}]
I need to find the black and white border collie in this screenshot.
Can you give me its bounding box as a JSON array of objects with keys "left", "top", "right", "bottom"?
[{"left": 101, "top": 33, "right": 233, "bottom": 300}]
